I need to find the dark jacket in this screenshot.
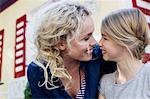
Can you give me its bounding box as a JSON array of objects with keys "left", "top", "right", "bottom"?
[{"left": 27, "top": 45, "right": 116, "bottom": 98}]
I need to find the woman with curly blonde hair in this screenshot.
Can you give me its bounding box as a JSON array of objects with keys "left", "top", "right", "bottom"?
[
  {"left": 98, "top": 8, "right": 150, "bottom": 99},
  {"left": 27, "top": 0, "right": 116, "bottom": 98}
]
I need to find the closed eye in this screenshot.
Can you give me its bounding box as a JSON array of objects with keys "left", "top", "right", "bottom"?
[
  {"left": 102, "top": 33, "right": 108, "bottom": 40},
  {"left": 84, "top": 36, "right": 90, "bottom": 41},
  {"left": 82, "top": 33, "right": 92, "bottom": 41},
  {"left": 103, "top": 37, "right": 108, "bottom": 40}
]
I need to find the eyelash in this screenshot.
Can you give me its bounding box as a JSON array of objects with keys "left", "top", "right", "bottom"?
[
  {"left": 102, "top": 37, "right": 108, "bottom": 40},
  {"left": 104, "top": 37, "right": 108, "bottom": 40},
  {"left": 84, "top": 36, "right": 90, "bottom": 41}
]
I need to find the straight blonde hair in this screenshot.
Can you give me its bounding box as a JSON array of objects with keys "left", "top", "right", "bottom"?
[{"left": 101, "top": 8, "right": 150, "bottom": 60}]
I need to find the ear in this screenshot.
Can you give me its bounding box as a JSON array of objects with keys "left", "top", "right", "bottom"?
[{"left": 57, "top": 41, "right": 67, "bottom": 51}]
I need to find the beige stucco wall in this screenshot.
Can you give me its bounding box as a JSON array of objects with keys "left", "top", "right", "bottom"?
[{"left": 0, "top": 0, "right": 47, "bottom": 98}]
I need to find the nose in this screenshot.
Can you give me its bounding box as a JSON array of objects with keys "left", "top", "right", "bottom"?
[
  {"left": 98, "top": 39, "right": 103, "bottom": 47},
  {"left": 90, "top": 35, "right": 97, "bottom": 47}
]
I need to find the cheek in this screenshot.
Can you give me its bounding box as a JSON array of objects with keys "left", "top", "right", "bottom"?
[
  {"left": 108, "top": 47, "right": 123, "bottom": 58},
  {"left": 69, "top": 44, "right": 85, "bottom": 55},
  {"left": 73, "top": 42, "right": 87, "bottom": 51},
  {"left": 105, "top": 45, "right": 113, "bottom": 53},
  {"left": 70, "top": 40, "right": 90, "bottom": 55}
]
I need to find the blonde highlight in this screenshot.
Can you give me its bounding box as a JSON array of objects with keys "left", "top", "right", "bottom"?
[{"left": 33, "top": 0, "right": 90, "bottom": 90}]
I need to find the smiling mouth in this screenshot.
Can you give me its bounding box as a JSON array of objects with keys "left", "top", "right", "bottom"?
[
  {"left": 102, "top": 50, "right": 106, "bottom": 54},
  {"left": 88, "top": 50, "right": 93, "bottom": 54},
  {"left": 86, "top": 48, "right": 93, "bottom": 55}
]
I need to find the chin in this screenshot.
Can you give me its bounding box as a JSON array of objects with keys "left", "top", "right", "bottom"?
[
  {"left": 83, "top": 56, "right": 92, "bottom": 61},
  {"left": 103, "top": 56, "right": 109, "bottom": 61},
  {"left": 85, "top": 57, "right": 92, "bottom": 61}
]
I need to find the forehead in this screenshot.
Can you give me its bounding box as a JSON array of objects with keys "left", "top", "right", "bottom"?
[{"left": 81, "top": 16, "right": 94, "bottom": 36}]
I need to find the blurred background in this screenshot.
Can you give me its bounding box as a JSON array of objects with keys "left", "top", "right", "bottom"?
[{"left": 0, "top": 0, "right": 149, "bottom": 98}]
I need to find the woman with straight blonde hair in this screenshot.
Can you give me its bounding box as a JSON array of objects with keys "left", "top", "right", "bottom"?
[{"left": 98, "top": 8, "right": 150, "bottom": 99}]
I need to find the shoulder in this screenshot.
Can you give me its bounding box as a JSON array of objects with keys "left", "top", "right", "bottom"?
[
  {"left": 100, "top": 72, "right": 115, "bottom": 85},
  {"left": 141, "top": 63, "right": 150, "bottom": 87},
  {"left": 99, "top": 72, "right": 115, "bottom": 94},
  {"left": 142, "top": 63, "right": 150, "bottom": 75},
  {"left": 134, "top": 63, "right": 150, "bottom": 87},
  {"left": 143, "top": 63, "right": 150, "bottom": 68},
  {"left": 141, "top": 63, "right": 150, "bottom": 72},
  {"left": 27, "top": 61, "right": 46, "bottom": 82},
  {"left": 27, "top": 61, "right": 43, "bottom": 75}
]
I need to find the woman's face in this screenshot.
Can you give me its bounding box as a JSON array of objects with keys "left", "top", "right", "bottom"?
[
  {"left": 98, "top": 32, "right": 125, "bottom": 62},
  {"left": 67, "top": 16, "right": 97, "bottom": 61}
]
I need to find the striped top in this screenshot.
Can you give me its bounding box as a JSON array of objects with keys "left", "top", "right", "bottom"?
[{"left": 76, "top": 74, "right": 86, "bottom": 99}]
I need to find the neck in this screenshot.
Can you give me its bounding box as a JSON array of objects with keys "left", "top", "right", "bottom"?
[
  {"left": 63, "top": 56, "right": 80, "bottom": 74},
  {"left": 116, "top": 58, "right": 143, "bottom": 84}
]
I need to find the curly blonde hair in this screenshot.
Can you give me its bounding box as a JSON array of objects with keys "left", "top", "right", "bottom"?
[
  {"left": 34, "top": 0, "right": 90, "bottom": 90},
  {"left": 101, "top": 8, "right": 150, "bottom": 60}
]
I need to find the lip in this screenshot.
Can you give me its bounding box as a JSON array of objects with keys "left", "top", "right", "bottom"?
[
  {"left": 88, "top": 50, "right": 93, "bottom": 54},
  {"left": 88, "top": 49, "right": 93, "bottom": 53},
  {"left": 101, "top": 50, "right": 106, "bottom": 54},
  {"left": 87, "top": 49, "right": 93, "bottom": 55}
]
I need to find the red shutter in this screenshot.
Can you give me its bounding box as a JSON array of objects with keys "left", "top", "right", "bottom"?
[
  {"left": 14, "top": 15, "right": 26, "bottom": 78},
  {"left": 132, "top": 0, "right": 150, "bottom": 28},
  {"left": 0, "top": 29, "right": 4, "bottom": 80}
]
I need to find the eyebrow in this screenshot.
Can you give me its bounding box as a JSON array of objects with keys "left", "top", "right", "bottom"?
[
  {"left": 87, "top": 32, "right": 93, "bottom": 36},
  {"left": 79, "top": 32, "right": 92, "bottom": 40},
  {"left": 82, "top": 32, "right": 92, "bottom": 37}
]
